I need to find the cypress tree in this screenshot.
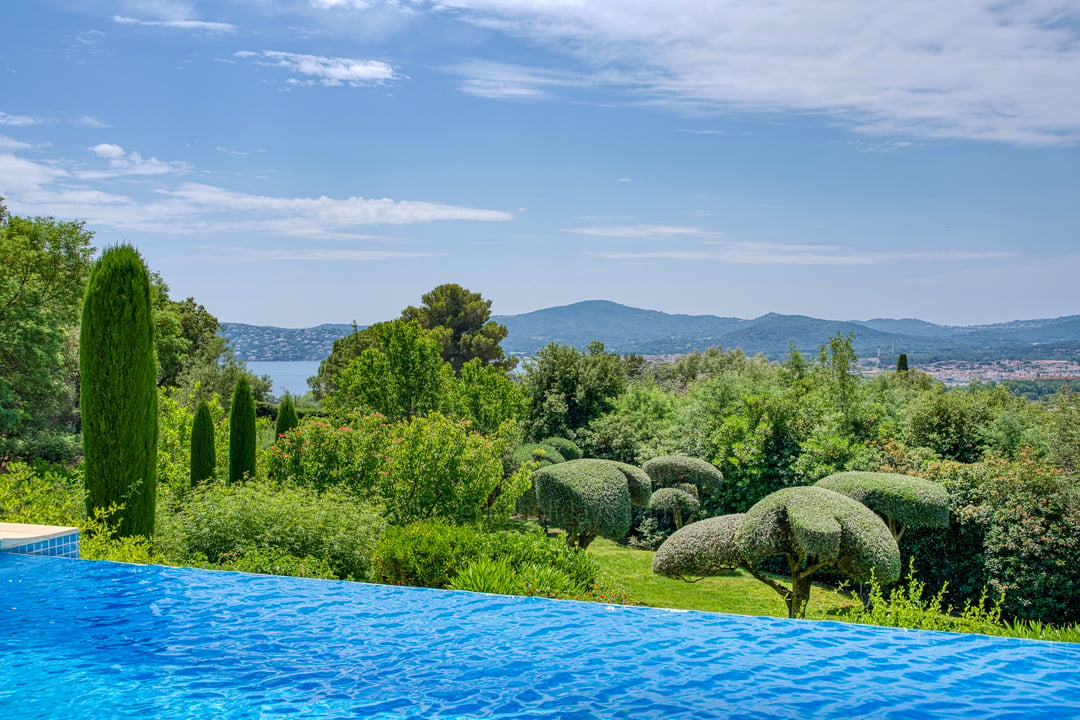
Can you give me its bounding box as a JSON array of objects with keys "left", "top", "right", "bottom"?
[
  {"left": 896, "top": 353, "right": 909, "bottom": 373},
  {"left": 190, "top": 400, "right": 216, "bottom": 486},
  {"left": 275, "top": 393, "right": 299, "bottom": 438},
  {"left": 229, "top": 376, "right": 256, "bottom": 483},
  {"left": 80, "top": 245, "right": 158, "bottom": 537}
]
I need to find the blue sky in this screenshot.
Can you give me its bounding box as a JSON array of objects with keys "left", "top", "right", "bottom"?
[{"left": 2, "top": 0, "right": 1078, "bottom": 327}]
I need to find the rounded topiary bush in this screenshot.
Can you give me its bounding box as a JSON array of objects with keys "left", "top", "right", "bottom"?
[
  {"left": 649, "top": 486, "right": 701, "bottom": 528},
  {"left": 540, "top": 436, "right": 582, "bottom": 461},
  {"left": 652, "top": 513, "right": 745, "bottom": 579},
  {"left": 604, "top": 460, "right": 652, "bottom": 507},
  {"left": 643, "top": 455, "right": 723, "bottom": 496},
  {"left": 814, "top": 471, "right": 950, "bottom": 539},
  {"left": 508, "top": 443, "right": 564, "bottom": 474},
  {"left": 532, "top": 459, "right": 632, "bottom": 549}
]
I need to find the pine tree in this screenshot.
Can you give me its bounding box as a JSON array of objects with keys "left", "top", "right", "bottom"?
[
  {"left": 275, "top": 393, "right": 299, "bottom": 438},
  {"left": 229, "top": 376, "right": 256, "bottom": 483},
  {"left": 80, "top": 245, "right": 158, "bottom": 537},
  {"left": 190, "top": 400, "right": 216, "bottom": 486},
  {"left": 897, "top": 353, "right": 909, "bottom": 373}
]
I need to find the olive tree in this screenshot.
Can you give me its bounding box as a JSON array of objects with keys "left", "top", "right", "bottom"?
[
  {"left": 814, "top": 471, "right": 950, "bottom": 542},
  {"left": 653, "top": 486, "right": 900, "bottom": 618}
]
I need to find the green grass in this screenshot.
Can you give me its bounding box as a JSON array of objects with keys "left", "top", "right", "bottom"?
[{"left": 587, "top": 537, "right": 859, "bottom": 620}]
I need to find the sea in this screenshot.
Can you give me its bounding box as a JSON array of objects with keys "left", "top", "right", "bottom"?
[{"left": 245, "top": 360, "right": 322, "bottom": 398}]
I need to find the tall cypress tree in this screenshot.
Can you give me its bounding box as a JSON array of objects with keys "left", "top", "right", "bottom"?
[
  {"left": 275, "top": 393, "right": 299, "bottom": 438},
  {"left": 190, "top": 400, "right": 216, "bottom": 486},
  {"left": 80, "top": 245, "right": 158, "bottom": 537},
  {"left": 229, "top": 376, "right": 256, "bottom": 483},
  {"left": 896, "top": 353, "right": 909, "bottom": 373}
]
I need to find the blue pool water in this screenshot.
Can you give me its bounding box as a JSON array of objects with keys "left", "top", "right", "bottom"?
[{"left": 1, "top": 554, "right": 1078, "bottom": 719}]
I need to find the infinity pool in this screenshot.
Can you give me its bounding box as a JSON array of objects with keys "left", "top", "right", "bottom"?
[{"left": 2, "top": 554, "right": 1078, "bottom": 719}]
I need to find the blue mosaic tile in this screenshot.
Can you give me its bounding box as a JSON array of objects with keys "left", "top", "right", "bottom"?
[{"left": 3, "top": 532, "right": 80, "bottom": 558}]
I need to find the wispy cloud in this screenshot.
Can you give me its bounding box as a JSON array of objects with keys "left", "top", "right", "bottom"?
[
  {"left": 75, "top": 143, "right": 191, "bottom": 179},
  {"left": 200, "top": 245, "right": 444, "bottom": 262},
  {"left": 113, "top": 16, "right": 237, "bottom": 34},
  {"left": 590, "top": 244, "right": 1016, "bottom": 265},
  {"left": 446, "top": 60, "right": 589, "bottom": 100},
  {"left": 236, "top": 50, "right": 398, "bottom": 87},
  {"left": 432, "top": 0, "right": 1080, "bottom": 146},
  {"left": 563, "top": 225, "right": 721, "bottom": 239},
  {"left": 0, "top": 111, "right": 41, "bottom": 127},
  {"left": 0, "top": 134, "right": 32, "bottom": 150}
]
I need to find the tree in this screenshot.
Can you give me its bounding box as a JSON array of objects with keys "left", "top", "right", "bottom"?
[
  {"left": 522, "top": 341, "right": 626, "bottom": 440},
  {"left": 653, "top": 486, "right": 900, "bottom": 618},
  {"left": 447, "top": 358, "right": 526, "bottom": 435},
  {"left": 80, "top": 245, "right": 158, "bottom": 537},
  {"left": 229, "top": 376, "right": 256, "bottom": 483},
  {"left": 531, "top": 459, "right": 635, "bottom": 549},
  {"left": 896, "top": 353, "right": 909, "bottom": 373},
  {"left": 324, "top": 320, "right": 453, "bottom": 422},
  {"left": 401, "top": 283, "right": 516, "bottom": 374},
  {"left": 275, "top": 393, "right": 299, "bottom": 438},
  {"left": 0, "top": 201, "right": 94, "bottom": 460},
  {"left": 814, "top": 471, "right": 950, "bottom": 542},
  {"left": 151, "top": 274, "right": 224, "bottom": 388},
  {"left": 190, "top": 400, "right": 216, "bottom": 486}
]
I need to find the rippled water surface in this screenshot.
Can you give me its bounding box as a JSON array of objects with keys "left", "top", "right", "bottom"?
[{"left": 2, "top": 554, "right": 1079, "bottom": 719}]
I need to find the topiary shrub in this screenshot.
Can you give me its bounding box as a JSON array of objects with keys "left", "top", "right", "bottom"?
[
  {"left": 815, "top": 471, "right": 950, "bottom": 541},
  {"left": 604, "top": 460, "right": 652, "bottom": 507},
  {"left": 190, "top": 400, "right": 216, "bottom": 486},
  {"left": 532, "top": 459, "right": 632, "bottom": 549},
  {"left": 229, "top": 376, "right": 256, "bottom": 483},
  {"left": 540, "top": 436, "right": 582, "bottom": 461},
  {"left": 649, "top": 486, "right": 701, "bottom": 528},
  {"left": 643, "top": 455, "right": 723, "bottom": 497},
  {"left": 158, "top": 479, "right": 386, "bottom": 581},
  {"left": 652, "top": 514, "right": 744, "bottom": 578},
  {"left": 734, "top": 486, "right": 901, "bottom": 618},
  {"left": 509, "top": 443, "right": 565, "bottom": 474}
]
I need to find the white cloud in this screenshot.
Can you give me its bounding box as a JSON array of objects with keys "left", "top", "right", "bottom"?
[
  {"left": 616, "top": 177, "right": 632, "bottom": 183},
  {"left": 0, "top": 135, "right": 32, "bottom": 150},
  {"left": 202, "top": 246, "right": 443, "bottom": 262},
  {"left": 446, "top": 60, "right": 586, "bottom": 100},
  {"left": 0, "top": 153, "right": 68, "bottom": 193},
  {"left": 77, "top": 144, "right": 191, "bottom": 178},
  {"left": 113, "top": 16, "right": 237, "bottom": 33},
  {"left": 563, "top": 225, "right": 721, "bottom": 239},
  {"left": 0, "top": 111, "right": 41, "bottom": 127},
  {"left": 76, "top": 116, "right": 111, "bottom": 128},
  {"left": 236, "top": 50, "right": 398, "bottom": 87},
  {"left": 590, "top": 245, "right": 1016, "bottom": 265},
  {"left": 431, "top": 0, "right": 1080, "bottom": 146}
]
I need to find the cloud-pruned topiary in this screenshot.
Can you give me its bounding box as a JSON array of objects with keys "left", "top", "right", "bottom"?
[
  {"left": 532, "top": 459, "right": 632, "bottom": 550},
  {"left": 649, "top": 487, "right": 700, "bottom": 528},
  {"left": 540, "top": 436, "right": 582, "bottom": 461},
  {"left": 652, "top": 514, "right": 745, "bottom": 579},
  {"left": 605, "top": 460, "right": 652, "bottom": 507},
  {"left": 643, "top": 455, "right": 723, "bottom": 497},
  {"left": 814, "top": 471, "right": 950, "bottom": 541},
  {"left": 734, "top": 486, "right": 901, "bottom": 618}
]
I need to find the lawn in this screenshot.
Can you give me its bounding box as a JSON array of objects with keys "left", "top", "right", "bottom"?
[{"left": 586, "top": 537, "right": 860, "bottom": 620}]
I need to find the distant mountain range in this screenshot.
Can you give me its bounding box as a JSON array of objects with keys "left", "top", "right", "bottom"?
[{"left": 223, "top": 301, "right": 1080, "bottom": 363}]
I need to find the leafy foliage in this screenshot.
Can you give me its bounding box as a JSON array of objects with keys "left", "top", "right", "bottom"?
[
  {"left": 190, "top": 400, "right": 216, "bottom": 486},
  {"left": 652, "top": 514, "right": 745, "bottom": 578},
  {"left": 643, "top": 455, "right": 724, "bottom": 497},
  {"left": 370, "top": 521, "right": 490, "bottom": 588},
  {"left": 522, "top": 341, "right": 627, "bottom": 440},
  {"left": 274, "top": 394, "right": 299, "bottom": 438},
  {"left": 401, "top": 283, "right": 516, "bottom": 374},
  {"left": 80, "top": 245, "right": 159, "bottom": 538},
  {"left": 648, "top": 487, "right": 700, "bottom": 528}
]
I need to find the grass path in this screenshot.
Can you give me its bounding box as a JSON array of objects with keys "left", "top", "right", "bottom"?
[{"left": 586, "top": 538, "right": 859, "bottom": 620}]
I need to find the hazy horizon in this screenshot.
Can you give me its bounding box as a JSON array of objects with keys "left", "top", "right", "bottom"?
[{"left": 4, "top": 1, "right": 1078, "bottom": 328}]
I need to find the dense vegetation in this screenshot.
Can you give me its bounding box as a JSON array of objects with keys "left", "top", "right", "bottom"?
[{"left": 3, "top": 206, "right": 1080, "bottom": 640}]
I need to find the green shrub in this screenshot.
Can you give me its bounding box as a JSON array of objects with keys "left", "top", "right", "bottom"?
[
  {"left": 274, "top": 393, "right": 300, "bottom": 438},
  {"left": 205, "top": 546, "right": 336, "bottom": 580},
  {"left": 190, "top": 400, "right": 216, "bottom": 486},
  {"left": 508, "top": 443, "right": 564, "bottom": 474},
  {"left": 370, "top": 520, "right": 489, "bottom": 588},
  {"left": 540, "top": 437, "right": 582, "bottom": 461},
  {"left": 532, "top": 459, "right": 632, "bottom": 549},
  {"left": 649, "top": 487, "right": 700, "bottom": 528},
  {"left": 228, "top": 376, "right": 256, "bottom": 482},
  {"left": 265, "top": 417, "right": 388, "bottom": 496},
  {"left": 448, "top": 557, "right": 522, "bottom": 595},
  {"left": 80, "top": 245, "right": 158, "bottom": 537},
  {"left": 0, "top": 461, "right": 85, "bottom": 525},
  {"left": 815, "top": 471, "right": 950, "bottom": 540},
  {"left": 483, "top": 528, "right": 600, "bottom": 590},
  {"left": 605, "top": 460, "right": 652, "bottom": 507},
  {"left": 158, "top": 479, "right": 385, "bottom": 580},
  {"left": 652, "top": 514, "right": 745, "bottom": 579}
]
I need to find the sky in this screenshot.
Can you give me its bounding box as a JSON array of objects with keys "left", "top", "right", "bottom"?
[{"left": 2, "top": 0, "right": 1079, "bottom": 328}]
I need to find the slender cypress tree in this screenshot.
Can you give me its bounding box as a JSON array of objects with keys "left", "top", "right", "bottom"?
[
  {"left": 229, "top": 376, "right": 256, "bottom": 483},
  {"left": 190, "top": 400, "right": 216, "bottom": 486},
  {"left": 896, "top": 353, "right": 909, "bottom": 373},
  {"left": 275, "top": 393, "right": 299, "bottom": 438},
  {"left": 80, "top": 245, "right": 158, "bottom": 537}
]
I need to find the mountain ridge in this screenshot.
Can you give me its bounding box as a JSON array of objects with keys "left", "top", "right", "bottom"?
[{"left": 222, "top": 300, "right": 1080, "bottom": 362}]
